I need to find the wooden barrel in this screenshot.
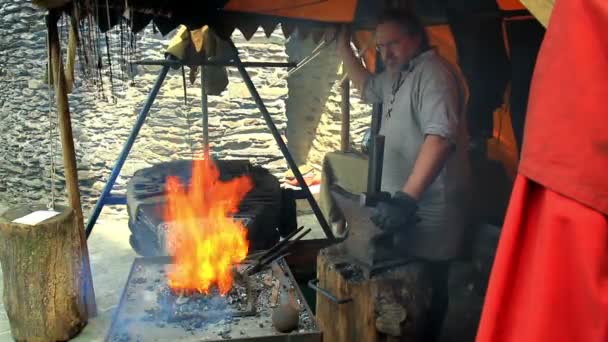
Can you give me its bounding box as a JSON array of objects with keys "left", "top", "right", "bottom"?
[{"left": 0, "top": 204, "right": 89, "bottom": 341}]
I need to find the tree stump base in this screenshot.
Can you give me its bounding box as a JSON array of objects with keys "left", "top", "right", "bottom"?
[
  {"left": 0, "top": 204, "right": 89, "bottom": 341},
  {"left": 315, "top": 244, "right": 432, "bottom": 342}
]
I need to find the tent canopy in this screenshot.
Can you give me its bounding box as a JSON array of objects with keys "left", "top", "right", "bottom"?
[{"left": 40, "top": 0, "right": 531, "bottom": 40}]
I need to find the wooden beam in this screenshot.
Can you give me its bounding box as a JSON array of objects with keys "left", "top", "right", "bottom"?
[
  {"left": 520, "top": 0, "right": 556, "bottom": 27},
  {"left": 48, "top": 11, "right": 97, "bottom": 316}
]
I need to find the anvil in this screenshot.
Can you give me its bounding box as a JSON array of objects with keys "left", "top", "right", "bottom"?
[{"left": 330, "top": 186, "right": 411, "bottom": 278}]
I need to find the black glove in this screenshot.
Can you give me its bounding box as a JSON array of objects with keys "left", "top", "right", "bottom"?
[{"left": 370, "top": 191, "right": 419, "bottom": 232}]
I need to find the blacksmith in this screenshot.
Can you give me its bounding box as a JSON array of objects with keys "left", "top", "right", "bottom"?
[{"left": 337, "top": 10, "right": 472, "bottom": 341}]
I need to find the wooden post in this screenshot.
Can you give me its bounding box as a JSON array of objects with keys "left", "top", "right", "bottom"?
[
  {"left": 340, "top": 77, "right": 350, "bottom": 152},
  {"left": 315, "top": 245, "right": 432, "bottom": 341},
  {"left": 0, "top": 205, "right": 89, "bottom": 341},
  {"left": 48, "top": 11, "right": 97, "bottom": 316}
]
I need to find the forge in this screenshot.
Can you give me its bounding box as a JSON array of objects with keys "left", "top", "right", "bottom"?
[
  {"left": 106, "top": 257, "right": 321, "bottom": 342},
  {"left": 126, "top": 159, "right": 297, "bottom": 256}
]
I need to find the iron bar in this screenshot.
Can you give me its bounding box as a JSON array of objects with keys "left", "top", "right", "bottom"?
[
  {"left": 259, "top": 228, "right": 311, "bottom": 265},
  {"left": 366, "top": 103, "right": 383, "bottom": 195},
  {"left": 132, "top": 59, "right": 296, "bottom": 68},
  {"left": 308, "top": 279, "right": 352, "bottom": 304},
  {"left": 86, "top": 59, "right": 171, "bottom": 238},
  {"left": 104, "top": 195, "right": 127, "bottom": 205},
  {"left": 256, "top": 226, "right": 305, "bottom": 261},
  {"left": 367, "top": 135, "right": 385, "bottom": 195},
  {"left": 228, "top": 40, "right": 335, "bottom": 241},
  {"left": 247, "top": 228, "right": 312, "bottom": 275}
]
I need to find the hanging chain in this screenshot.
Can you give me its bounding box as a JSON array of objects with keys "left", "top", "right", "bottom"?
[{"left": 182, "top": 66, "right": 195, "bottom": 158}]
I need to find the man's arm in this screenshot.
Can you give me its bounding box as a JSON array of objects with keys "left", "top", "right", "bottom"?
[
  {"left": 370, "top": 134, "right": 452, "bottom": 231},
  {"left": 337, "top": 29, "right": 372, "bottom": 91},
  {"left": 402, "top": 135, "right": 452, "bottom": 200}
]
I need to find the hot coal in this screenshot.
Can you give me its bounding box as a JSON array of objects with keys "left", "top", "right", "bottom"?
[{"left": 139, "top": 272, "right": 254, "bottom": 330}]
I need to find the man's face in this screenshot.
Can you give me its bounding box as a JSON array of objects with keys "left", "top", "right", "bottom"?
[{"left": 375, "top": 22, "right": 421, "bottom": 73}]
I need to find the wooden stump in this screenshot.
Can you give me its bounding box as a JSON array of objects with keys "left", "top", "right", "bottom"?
[
  {"left": 0, "top": 204, "right": 89, "bottom": 341},
  {"left": 315, "top": 245, "right": 432, "bottom": 342}
]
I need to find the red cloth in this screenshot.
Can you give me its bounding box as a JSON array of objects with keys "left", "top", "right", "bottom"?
[
  {"left": 519, "top": 0, "right": 608, "bottom": 214},
  {"left": 476, "top": 175, "right": 608, "bottom": 342},
  {"left": 478, "top": 1, "right": 608, "bottom": 340}
]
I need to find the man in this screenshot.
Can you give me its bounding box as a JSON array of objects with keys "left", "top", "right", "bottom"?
[
  {"left": 476, "top": 0, "right": 608, "bottom": 341},
  {"left": 337, "top": 10, "right": 472, "bottom": 341}
]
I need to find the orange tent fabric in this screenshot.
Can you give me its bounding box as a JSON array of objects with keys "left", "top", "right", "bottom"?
[
  {"left": 477, "top": 0, "right": 608, "bottom": 340},
  {"left": 224, "top": 0, "right": 358, "bottom": 22},
  {"left": 496, "top": 0, "right": 525, "bottom": 10}
]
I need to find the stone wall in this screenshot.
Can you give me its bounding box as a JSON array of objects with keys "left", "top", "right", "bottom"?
[{"left": 0, "top": 0, "right": 372, "bottom": 217}]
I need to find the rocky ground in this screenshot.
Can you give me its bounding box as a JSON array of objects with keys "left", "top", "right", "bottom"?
[{"left": 0, "top": 0, "right": 372, "bottom": 219}]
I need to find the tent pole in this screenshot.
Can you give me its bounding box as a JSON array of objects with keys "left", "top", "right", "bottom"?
[
  {"left": 47, "top": 11, "right": 97, "bottom": 316},
  {"left": 85, "top": 60, "right": 171, "bottom": 237},
  {"left": 228, "top": 40, "right": 336, "bottom": 241}
]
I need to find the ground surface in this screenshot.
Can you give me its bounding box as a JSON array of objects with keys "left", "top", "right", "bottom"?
[{"left": 0, "top": 202, "right": 483, "bottom": 342}]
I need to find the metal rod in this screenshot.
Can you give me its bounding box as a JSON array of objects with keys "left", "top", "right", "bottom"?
[
  {"left": 248, "top": 228, "right": 312, "bottom": 275},
  {"left": 257, "top": 226, "right": 305, "bottom": 261},
  {"left": 366, "top": 103, "right": 383, "bottom": 195},
  {"left": 340, "top": 77, "right": 350, "bottom": 152},
  {"left": 201, "top": 65, "right": 209, "bottom": 148},
  {"left": 308, "top": 279, "right": 352, "bottom": 304},
  {"left": 368, "top": 135, "right": 385, "bottom": 195},
  {"left": 228, "top": 40, "right": 335, "bottom": 241},
  {"left": 132, "top": 59, "right": 296, "bottom": 68},
  {"left": 86, "top": 60, "right": 171, "bottom": 237},
  {"left": 259, "top": 228, "right": 311, "bottom": 265}
]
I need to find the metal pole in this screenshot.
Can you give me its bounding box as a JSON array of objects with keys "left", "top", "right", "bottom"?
[
  {"left": 340, "top": 77, "right": 350, "bottom": 152},
  {"left": 85, "top": 61, "right": 171, "bottom": 237},
  {"left": 367, "top": 103, "right": 383, "bottom": 195},
  {"left": 201, "top": 65, "right": 209, "bottom": 148},
  {"left": 133, "top": 59, "right": 296, "bottom": 68},
  {"left": 228, "top": 41, "right": 336, "bottom": 241}
]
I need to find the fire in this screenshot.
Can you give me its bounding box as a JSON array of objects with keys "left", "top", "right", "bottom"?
[{"left": 164, "top": 150, "right": 253, "bottom": 295}]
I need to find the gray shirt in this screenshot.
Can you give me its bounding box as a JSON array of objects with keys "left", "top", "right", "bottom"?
[{"left": 363, "top": 49, "right": 472, "bottom": 260}]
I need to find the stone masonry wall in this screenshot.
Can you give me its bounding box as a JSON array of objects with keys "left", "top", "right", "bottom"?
[{"left": 0, "top": 0, "right": 372, "bottom": 217}]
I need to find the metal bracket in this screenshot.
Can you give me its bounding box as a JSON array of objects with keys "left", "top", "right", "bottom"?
[{"left": 308, "top": 279, "right": 352, "bottom": 304}]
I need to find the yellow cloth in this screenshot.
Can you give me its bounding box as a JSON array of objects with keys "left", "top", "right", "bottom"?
[{"left": 166, "top": 26, "right": 230, "bottom": 95}]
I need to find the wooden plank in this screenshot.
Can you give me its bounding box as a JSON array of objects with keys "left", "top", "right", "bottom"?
[
  {"left": 520, "top": 0, "right": 555, "bottom": 27},
  {"left": 48, "top": 11, "right": 97, "bottom": 316}
]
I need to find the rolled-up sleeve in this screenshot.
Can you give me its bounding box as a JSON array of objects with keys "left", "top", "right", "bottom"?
[
  {"left": 415, "top": 67, "right": 462, "bottom": 143},
  {"left": 362, "top": 73, "right": 385, "bottom": 104}
]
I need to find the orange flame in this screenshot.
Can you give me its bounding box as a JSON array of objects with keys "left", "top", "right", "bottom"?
[{"left": 164, "top": 150, "right": 253, "bottom": 295}]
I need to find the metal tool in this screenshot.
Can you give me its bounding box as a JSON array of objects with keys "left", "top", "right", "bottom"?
[{"left": 329, "top": 135, "right": 411, "bottom": 278}]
